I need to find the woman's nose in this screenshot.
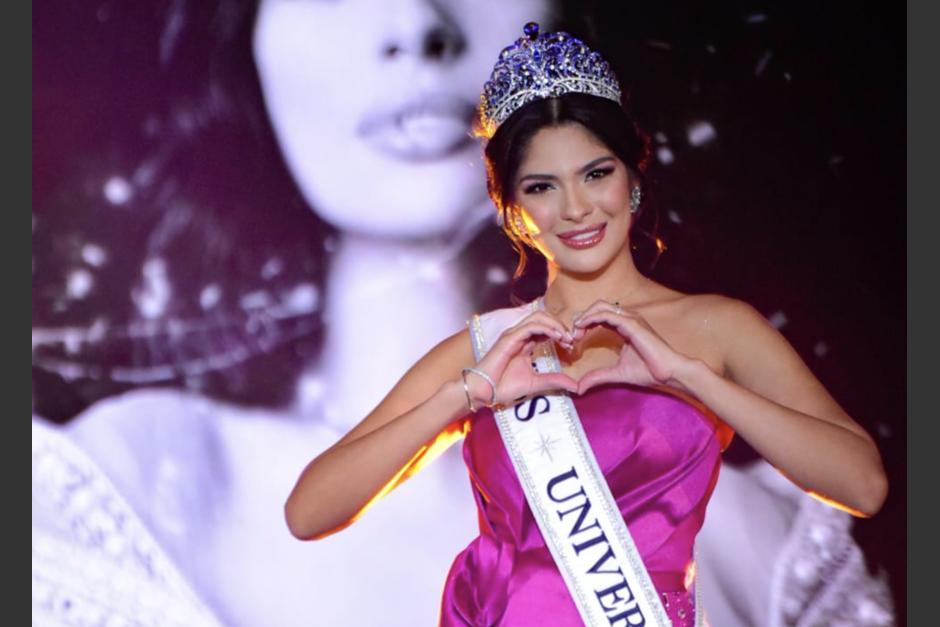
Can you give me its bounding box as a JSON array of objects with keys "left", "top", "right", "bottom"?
[
  {"left": 561, "top": 186, "right": 591, "bottom": 222},
  {"left": 380, "top": 0, "right": 466, "bottom": 62}
]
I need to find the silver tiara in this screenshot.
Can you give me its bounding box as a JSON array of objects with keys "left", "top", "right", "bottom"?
[{"left": 479, "top": 22, "right": 622, "bottom": 133}]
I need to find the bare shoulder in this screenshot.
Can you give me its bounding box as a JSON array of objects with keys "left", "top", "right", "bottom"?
[
  {"left": 640, "top": 290, "right": 766, "bottom": 376},
  {"left": 691, "top": 293, "right": 777, "bottom": 339},
  {"left": 686, "top": 294, "right": 873, "bottom": 440},
  {"left": 671, "top": 292, "right": 759, "bottom": 318},
  {"left": 660, "top": 292, "right": 766, "bottom": 334},
  {"left": 636, "top": 285, "right": 755, "bottom": 332},
  {"left": 636, "top": 283, "right": 739, "bottom": 316},
  {"left": 675, "top": 293, "right": 777, "bottom": 357}
]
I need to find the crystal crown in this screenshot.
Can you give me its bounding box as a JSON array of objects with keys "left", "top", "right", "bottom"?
[{"left": 479, "top": 23, "right": 622, "bottom": 133}]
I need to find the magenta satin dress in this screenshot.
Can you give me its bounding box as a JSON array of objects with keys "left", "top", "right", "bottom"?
[{"left": 439, "top": 384, "right": 723, "bottom": 627}]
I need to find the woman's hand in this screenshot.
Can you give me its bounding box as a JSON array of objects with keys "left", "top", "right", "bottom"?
[
  {"left": 467, "top": 311, "right": 579, "bottom": 408},
  {"left": 572, "top": 300, "right": 694, "bottom": 395}
]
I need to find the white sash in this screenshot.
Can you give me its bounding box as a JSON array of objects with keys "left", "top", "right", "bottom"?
[{"left": 469, "top": 301, "right": 702, "bottom": 627}]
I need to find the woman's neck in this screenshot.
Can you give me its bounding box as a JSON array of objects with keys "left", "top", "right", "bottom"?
[
  {"left": 299, "top": 232, "right": 470, "bottom": 432},
  {"left": 541, "top": 247, "right": 649, "bottom": 327}
]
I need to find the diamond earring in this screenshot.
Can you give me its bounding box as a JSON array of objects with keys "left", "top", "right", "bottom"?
[
  {"left": 630, "top": 186, "right": 642, "bottom": 214},
  {"left": 514, "top": 213, "right": 528, "bottom": 238}
]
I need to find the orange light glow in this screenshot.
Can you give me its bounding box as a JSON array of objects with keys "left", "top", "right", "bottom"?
[
  {"left": 315, "top": 418, "right": 472, "bottom": 540},
  {"left": 807, "top": 490, "right": 871, "bottom": 518},
  {"left": 770, "top": 466, "right": 873, "bottom": 519},
  {"left": 684, "top": 559, "right": 697, "bottom": 591}
]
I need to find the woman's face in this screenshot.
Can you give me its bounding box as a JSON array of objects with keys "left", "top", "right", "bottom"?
[
  {"left": 514, "top": 123, "right": 635, "bottom": 275},
  {"left": 254, "top": 0, "right": 553, "bottom": 239}
]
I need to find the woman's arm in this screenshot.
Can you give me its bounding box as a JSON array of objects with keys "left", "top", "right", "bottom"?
[
  {"left": 285, "top": 311, "right": 578, "bottom": 541},
  {"left": 284, "top": 329, "right": 476, "bottom": 541},
  {"left": 572, "top": 296, "right": 888, "bottom": 518},
  {"left": 675, "top": 297, "right": 888, "bottom": 517}
]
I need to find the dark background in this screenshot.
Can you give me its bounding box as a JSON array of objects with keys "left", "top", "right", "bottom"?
[
  {"left": 528, "top": 5, "right": 906, "bottom": 616},
  {"left": 595, "top": 2, "right": 906, "bottom": 621},
  {"left": 32, "top": 0, "right": 905, "bottom": 621}
]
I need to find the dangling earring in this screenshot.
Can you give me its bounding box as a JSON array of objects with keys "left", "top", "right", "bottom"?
[
  {"left": 630, "top": 186, "right": 642, "bottom": 214},
  {"left": 514, "top": 213, "right": 528, "bottom": 239}
]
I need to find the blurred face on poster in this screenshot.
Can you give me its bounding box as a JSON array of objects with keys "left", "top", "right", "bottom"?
[{"left": 253, "top": 0, "right": 553, "bottom": 239}]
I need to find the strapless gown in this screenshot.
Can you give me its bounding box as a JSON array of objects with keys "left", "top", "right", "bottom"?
[{"left": 439, "top": 384, "right": 724, "bottom": 626}]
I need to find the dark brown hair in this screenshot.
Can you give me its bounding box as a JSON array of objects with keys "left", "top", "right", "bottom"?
[{"left": 477, "top": 92, "right": 652, "bottom": 279}]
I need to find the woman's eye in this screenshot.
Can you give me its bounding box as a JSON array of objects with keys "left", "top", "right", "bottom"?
[
  {"left": 586, "top": 167, "right": 614, "bottom": 181},
  {"left": 523, "top": 182, "right": 552, "bottom": 194}
]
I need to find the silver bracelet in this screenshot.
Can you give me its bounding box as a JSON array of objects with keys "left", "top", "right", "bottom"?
[
  {"left": 460, "top": 371, "right": 477, "bottom": 413},
  {"left": 461, "top": 367, "right": 497, "bottom": 410}
]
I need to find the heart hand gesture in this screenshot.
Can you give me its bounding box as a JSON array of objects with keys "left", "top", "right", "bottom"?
[
  {"left": 571, "top": 300, "right": 692, "bottom": 396},
  {"left": 466, "top": 311, "right": 579, "bottom": 409}
]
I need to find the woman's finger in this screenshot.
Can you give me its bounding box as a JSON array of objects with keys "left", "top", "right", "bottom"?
[
  {"left": 573, "top": 299, "right": 624, "bottom": 323},
  {"left": 573, "top": 310, "right": 632, "bottom": 339},
  {"left": 508, "top": 310, "right": 571, "bottom": 336},
  {"left": 504, "top": 322, "right": 575, "bottom": 352},
  {"left": 577, "top": 366, "right": 622, "bottom": 395},
  {"left": 528, "top": 372, "right": 580, "bottom": 396}
]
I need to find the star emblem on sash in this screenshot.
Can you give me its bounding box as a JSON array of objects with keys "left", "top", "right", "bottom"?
[{"left": 534, "top": 430, "right": 561, "bottom": 462}]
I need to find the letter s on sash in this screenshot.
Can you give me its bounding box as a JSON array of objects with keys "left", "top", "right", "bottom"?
[{"left": 514, "top": 396, "right": 551, "bottom": 422}]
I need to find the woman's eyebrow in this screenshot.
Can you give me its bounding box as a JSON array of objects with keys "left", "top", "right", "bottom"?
[{"left": 517, "top": 156, "right": 615, "bottom": 184}]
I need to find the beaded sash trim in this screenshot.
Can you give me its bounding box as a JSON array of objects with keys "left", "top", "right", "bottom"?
[{"left": 470, "top": 303, "right": 703, "bottom": 626}]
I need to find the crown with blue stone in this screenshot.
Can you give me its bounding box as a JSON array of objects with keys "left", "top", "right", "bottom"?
[{"left": 479, "top": 22, "right": 622, "bottom": 135}]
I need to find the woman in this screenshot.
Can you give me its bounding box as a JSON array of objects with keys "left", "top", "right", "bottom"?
[{"left": 285, "top": 24, "right": 888, "bottom": 626}]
